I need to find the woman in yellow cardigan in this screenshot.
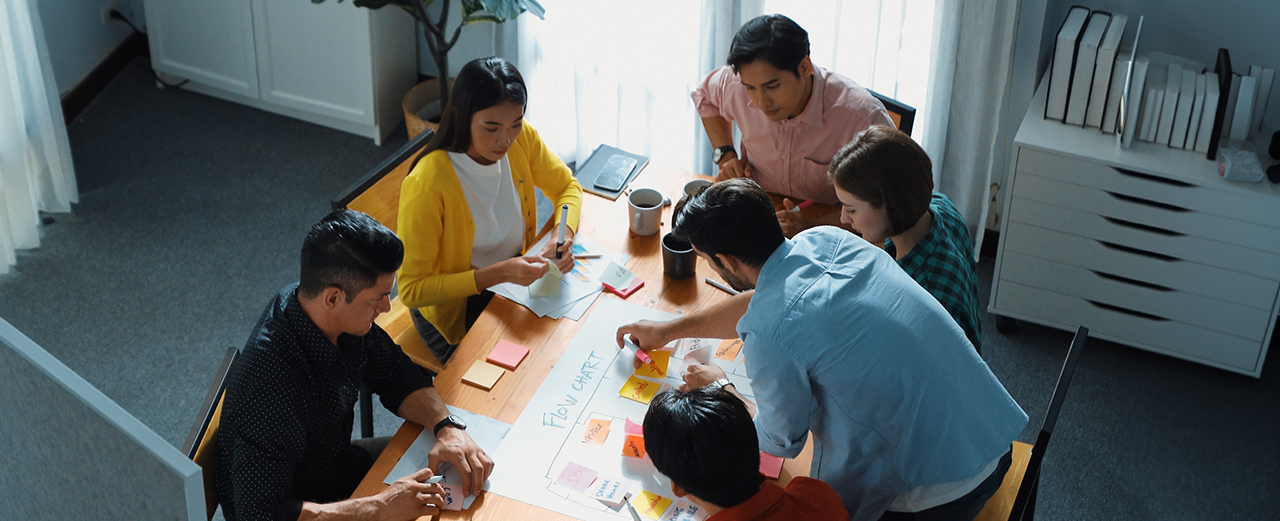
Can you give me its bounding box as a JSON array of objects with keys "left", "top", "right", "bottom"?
[{"left": 398, "top": 57, "right": 583, "bottom": 363}]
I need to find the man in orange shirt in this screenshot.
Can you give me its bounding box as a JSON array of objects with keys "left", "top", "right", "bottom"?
[{"left": 643, "top": 387, "right": 848, "bottom": 520}]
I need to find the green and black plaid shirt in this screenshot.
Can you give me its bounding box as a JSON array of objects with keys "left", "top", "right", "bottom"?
[{"left": 885, "top": 193, "right": 982, "bottom": 353}]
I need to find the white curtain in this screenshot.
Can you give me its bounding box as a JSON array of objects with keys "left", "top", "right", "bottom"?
[{"left": 0, "top": 0, "right": 77, "bottom": 274}]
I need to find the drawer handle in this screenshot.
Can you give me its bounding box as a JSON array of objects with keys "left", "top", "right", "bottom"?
[
  {"left": 1098, "top": 241, "right": 1181, "bottom": 262},
  {"left": 1103, "top": 216, "right": 1184, "bottom": 236},
  {"left": 1087, "top": 300, "right": 1169, "bottom": 321},
  {"left": 1092, "top": 271, "right": 1174, "bottom": 292},
  {"left": 1113, "top": 167, "right": 1194, "bottom": 187},
  {"left": 1107, "top": 192, "right": 1190, "bottom": 212}
]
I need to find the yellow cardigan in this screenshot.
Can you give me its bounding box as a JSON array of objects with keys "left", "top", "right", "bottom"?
[{"left": 397, "top": 122, "right": 583, "bottom": 344}]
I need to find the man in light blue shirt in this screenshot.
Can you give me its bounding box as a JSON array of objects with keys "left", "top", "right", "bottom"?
[{"left": 617, "top": 179, "right": 1027, "bottom": 521}]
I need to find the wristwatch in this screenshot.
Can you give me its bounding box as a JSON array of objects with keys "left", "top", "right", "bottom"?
[
  {"left": 709, "top": 377, "right": 734, "bottom": 391},
  {"left": 712, "top": 145, "right": 736, "bottom": 165},
  {"left": 433, "top": 414, "right": 468, "bottom": 437}
]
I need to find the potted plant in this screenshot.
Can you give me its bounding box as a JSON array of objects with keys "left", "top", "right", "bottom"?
[{"left": 314, "top": 0, "right": 545, "bottom": 137}]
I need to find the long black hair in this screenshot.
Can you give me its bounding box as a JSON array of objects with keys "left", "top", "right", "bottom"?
[{"left": 412, "top": 56, "right": 529, "bottom": 171}]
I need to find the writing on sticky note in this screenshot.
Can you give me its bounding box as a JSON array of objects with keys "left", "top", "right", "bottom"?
[
  {"left": 592, "top": 476, "right": 634, "bottom": 506},
  {"left": 439, "top": 483, "right": 462, "bottom": 511},
  {"left": 661, "top": 499, "right": 708, "bottom": 521},
  {"left": 583, "top": 418, "right": 611, "bottom": 445},
  {"left": 554, "top": 462, "right": 599, "bottom": 494},
  {"left": 635, "top": 350, "right": 671, "bottom": 378},
  {"left": 674, "top": 338, "right": 713, "bottom": 363},
  {"left": 622, "top": 434, "right": 646, "bottom": 458},
  {"left": 529, "top": 262, "right": 563, "bottom": 297},
  {"left": 619, "top": 375, "right": 659, "bottom": 404},
  {"left": 461, "top": 360, "right": 504, "bottom": 390},
  {"left": 486, "top": 340, "right": 529, "bottom": 370},
  {"left": 759, "top": 451, "right": 785, "bottom": 479},
  {"left": 599, "top": 260, "right": 637, "bottom": 289},
  {"left": 624, "top": 418, "right": 644, "bottom": 436},
  {"left": 715, "top": 339, "right": 744, "bottom": 361},
  {"left": 631, "top": 490, "right": 673, "bottom": 520}
]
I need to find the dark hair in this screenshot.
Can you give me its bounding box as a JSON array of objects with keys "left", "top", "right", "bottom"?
[
  {"left": 643, "top": 387, "right": 760, "bottom": 508},
  {"left": 418, "top": 56, "right": 528, "bottom": 161},
  {"left": 672, "top": 178, "right": 783, "bottom": 269},
  {"left": 299, "top": 209, "right": 404, "bottom": 303},
  {"left": 828, "top": 125, "right": 934, "bottom": 236},
  {"left": 726, "top": 14, "right": 810, "bottom": 76}
]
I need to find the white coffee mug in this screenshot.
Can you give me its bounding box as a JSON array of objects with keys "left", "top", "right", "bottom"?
[{"left": 628, "top": 188, "right": 665, "bottom": 236}]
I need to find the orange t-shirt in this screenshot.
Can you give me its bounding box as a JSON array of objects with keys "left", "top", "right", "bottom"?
[{"left": 708, "top": 477, "right": 849, "bottom": 521}]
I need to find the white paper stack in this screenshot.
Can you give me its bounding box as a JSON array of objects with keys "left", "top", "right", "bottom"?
[
  {"left": 1088, "top": 14, "right": 1127, "bottom": 128},
  {"left": 1194, "top": 72, "right": 1220, "bottom": 153},
  {"left": 1156, "top": 62, "right": 1183, "bottom": 144},
  {"left": 489, "top": 234, "right": 630, "bottom": 321},
  {"left": 1185, "top": 73, "right": 1206, "bottom": 150},
  {"left": 1047, "top": 7, "right": 1091, "bottom": 121},
  {"left": 1170, "top": 69, "right": 1196, "bottom": 148},
  {"left": 1067, "top": 12, "right": 1111, "bottom": 125}
]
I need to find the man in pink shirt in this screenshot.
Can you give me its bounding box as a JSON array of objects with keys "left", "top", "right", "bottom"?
[{"left": 692, "top": 14, "right": 894, "bottom": 236}]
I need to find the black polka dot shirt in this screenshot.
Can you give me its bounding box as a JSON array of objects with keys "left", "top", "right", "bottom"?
[{"left": 215, "top": 284, "right": 434, "bottom": 521}]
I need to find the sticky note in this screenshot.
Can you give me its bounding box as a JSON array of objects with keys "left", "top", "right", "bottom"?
[
  {"left": 529, "top": 262, "right": 563, "bottom": 297},
  {"left": 554, "top": 462, "right": 599, "bottom": 494},
  {"left": 599, "top": 260, "right": 637, "bottom": 289},
  {"left": 461, "top": 360, "right": 504, "bottom": 390},
  {"left": 635, "top": 350, "right": 671, "bottom": 378},
  {"left": 715, "top": 339, "right": 743, "bottom": 361},
  {"left": 624, "top": 418, "right": 644, "bottom": 436},
  {"left": 486, "top": 340, "right": 529, "bottom": 370},
  {"left": 619, "top": 375, "right": 659, "bottom": 404},
  {"left": 674, "top": 338, "right": 713, "bottom": 363},
  {"left": 605, "top": 276, "right": 645, "bottom": 298},
  {"left": 592, "top": 476, "right": 635, "bottom": 507},
  {"left": 759, "top": 451, "right": 785, "bottom": 479},
  {"left": 622, "top": 434, "right": 646, "bottom": 458},
  {"left": 631, "top": 490, "right": 673, "bottom": 520},
  {"left": 583, "top": 418, "right": 611, "bottom": 445},
  {"left": 439, "top": 483, "right": 462, "bottom": 511},
  {"left": 661, "top": 499, "right": 708, "bottom": 521}
]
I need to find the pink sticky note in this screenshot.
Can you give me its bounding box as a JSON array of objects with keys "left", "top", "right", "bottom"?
[
  {"left": 625, "top": 418, "right": 644, "bottom": 436},
  {"left": 439, "top": 483, "right": 463, "bottom": 511},
  {"left": 554, "top": 461, "right": 599, "bottom": 494},
  {"left": 487, "top": 340, "right": 530, "bottom": 370},
  {"left": 758, "top": 451, "right": 785, "bottom": 479}
]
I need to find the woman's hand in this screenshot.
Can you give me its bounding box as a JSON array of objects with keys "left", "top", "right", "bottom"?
[{"left": 539, "top": 227, "right": 576, "bottom": 274}]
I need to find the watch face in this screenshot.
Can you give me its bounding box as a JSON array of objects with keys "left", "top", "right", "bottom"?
[
  {"left": 713, "top": 148, "right": 724, "bottom": 163},
  {"left": 449, "top": 415, "right": 467, "bottom": 429}
]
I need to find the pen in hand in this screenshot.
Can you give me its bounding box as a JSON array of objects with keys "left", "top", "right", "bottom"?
[{"left": 556, "top": 204, "right": 569, "bottom": 259}]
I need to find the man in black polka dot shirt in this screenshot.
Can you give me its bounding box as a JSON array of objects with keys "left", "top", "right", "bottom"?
[{"left": 216, "top": 210, "right": 494, "bottom": 521}]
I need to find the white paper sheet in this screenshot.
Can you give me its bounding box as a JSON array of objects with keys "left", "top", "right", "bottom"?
[
  {"left": 383, "top": 405, "right": 512, "bottom": 510},
  {"left": 490, "top": 234, "right": 629, "bottom": 319}
]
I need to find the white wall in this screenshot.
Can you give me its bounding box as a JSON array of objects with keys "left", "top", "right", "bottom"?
[{"left": 37, "top": 0, "right": 145, "bottom": 95}]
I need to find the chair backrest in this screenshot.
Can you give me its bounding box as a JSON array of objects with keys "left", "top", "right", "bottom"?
[
  {"left": 331, "top": 129, "right": 435, "bottom": 232},
  {"left": 182, "top": 345, "right": 240, "bottom": 520},
  {"left": 868, "top": 89, "right": 917, "bottom": 137}
]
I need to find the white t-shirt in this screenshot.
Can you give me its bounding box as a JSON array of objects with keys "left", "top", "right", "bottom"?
[{"left": 448, "top": 152, "right": 523, "bottom": 269}]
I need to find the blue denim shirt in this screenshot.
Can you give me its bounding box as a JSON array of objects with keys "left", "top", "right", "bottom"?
[{"left": 740, "top": 227, "right": 1027, "bottom": 521}]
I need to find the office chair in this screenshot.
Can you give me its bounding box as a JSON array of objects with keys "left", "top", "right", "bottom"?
[
  {"left": 182, "top": 345, "right": 241, "bottom": 520},
  {"left": 868, "top": 89, "right": 917, "bottom": 137},
  {"left": 975, "top": 326, "right": 1089, "bottom": 521}
]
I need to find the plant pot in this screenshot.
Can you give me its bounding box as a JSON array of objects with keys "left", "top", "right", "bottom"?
[{"left": 402, "top": 78, "right": 452, "bottom": 139}]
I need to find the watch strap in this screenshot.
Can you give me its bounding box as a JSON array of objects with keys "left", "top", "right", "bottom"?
[{"left": 433, "top": 415, "right": 466, "bottom": 437}]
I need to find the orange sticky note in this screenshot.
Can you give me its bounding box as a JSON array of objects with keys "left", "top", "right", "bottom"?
[
  {"left": 583, "top": 418, "right": 611, "bottom": 445},
  {"left": 461, "top": 360, "right": 504, "bottom": 390},
  {"left": 758, "top": 451, "right": 785, "bottom": 479},
  {"left": 634, "top": 350, "right": 671, "bottom": 378},
  {"left": 486, "top": 340, "right": 529, "bottom": 370},
  {"left": 715, "top": 339, "right": 743, "bottom": 361},
  {"left": 631, "top": 490, "right": 673, "bottom": 520},
  {"left": 619, "top": 375, "right": 659, "bottom": 404},
  {"left": 622, "top": 434, "right": 646, "bottom": 458}
]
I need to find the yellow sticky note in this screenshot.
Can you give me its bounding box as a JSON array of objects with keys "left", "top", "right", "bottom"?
[
  {"left": 631, "top": 490, "right": 673, "bottom": 520},
  {"left": 634, "top": 350, "right": 671, "bottom": 378},
  {"left": 583, "top": 418, "right": 611, "bottom": 445},
  {"left": 619, "top": 375, "right": 659, "bottom": 404},
  {"left": 715, "top": 339, "right": 743, "bottom": 361},
  {"left": 461, "top": 360, "right": 504, "bottom": 390},
  {"left": 529, "top": 262, "right": 563, "bottom": 297}
]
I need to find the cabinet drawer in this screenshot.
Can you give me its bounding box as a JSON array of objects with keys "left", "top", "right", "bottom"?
[
  {"left": 1013, "top": 173, "right": 1280, "bottom": 255},
  {"left": 1007, "top": 198, "right": 1280, "bottom": 279},
  {"left": 1016, "top": 148, "right": 1280, "bottom": 226},
  {"left": 999, "top": 252, "right": 1270, "bottom": 341},
  {"left": 994, "top": 282, "right": 1263, "bottom": 372},
  {"left": 1002, "top": 223, "right": 1279, "bottom": 309}
]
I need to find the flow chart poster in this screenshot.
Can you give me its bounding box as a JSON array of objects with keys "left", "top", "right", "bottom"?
[{"left": 487, "top": 299, "right": 753, "bottom": 521}]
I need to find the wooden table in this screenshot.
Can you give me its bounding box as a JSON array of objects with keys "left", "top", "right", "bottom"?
[{"left": 353, "top": 167, "right": 837, "bottom": 520}]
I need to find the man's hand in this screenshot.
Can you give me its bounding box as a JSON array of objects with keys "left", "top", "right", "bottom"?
[
  {"left": 538, "top": 228, "right": 576, "bottom": 274},
  {"left": 680, "top": 363, "right": 728, "bottom": 392},
  {"left": 374, "top": 467, "right": 445, "bottom": 521},
  {"left": 716, "top": 154, "right": 750, "bottom": 180},
  {"left": 776, "top": 199, "right": 807, "bottom": 238},
  {"left": 428, "top": 427, "right": 494, "bottom": 499},
  {"left": 616, "top": 320, "right": 674, "bottom": 352}
]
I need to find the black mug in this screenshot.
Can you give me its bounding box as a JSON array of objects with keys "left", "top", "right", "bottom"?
[{"left": 662, "top": 233, "right": 696, "bottom": 280}]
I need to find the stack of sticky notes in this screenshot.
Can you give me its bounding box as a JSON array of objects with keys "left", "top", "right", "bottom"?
[
  {"left": 759, "top": 451, "right": 785, "bottom": 479},
  {"left": 486, "top": 340, "right": 529, "bottom": 370},
  {"left": 600, "top": 260, "right": 644, "bottom": 298},
  {"left": 461, "top": 360, "right": 504, "bottom": 390}
]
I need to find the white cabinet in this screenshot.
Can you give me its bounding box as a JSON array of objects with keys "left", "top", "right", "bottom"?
[
  {"left": 991, "top": 76, "right": 1280, "bottom": 377},
  {"left": 143, "top": 0, "right": 416, "bottom": 145}
]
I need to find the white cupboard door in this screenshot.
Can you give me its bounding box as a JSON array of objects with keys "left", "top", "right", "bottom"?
[
  {"left": 144, "top": 0, "right": 259, "bottom": 98},
  {"left": 251, "top": 0, "right": 375, "bottom": 125}
]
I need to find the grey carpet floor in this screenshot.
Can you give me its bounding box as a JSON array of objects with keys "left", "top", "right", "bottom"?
[{"left": 1, "top": 58, "right": 1277, "bottom": 519}]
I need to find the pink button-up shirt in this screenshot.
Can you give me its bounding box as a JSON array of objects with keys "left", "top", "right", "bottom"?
[{"left": 693, "top": 66, "right": 893, "bottom": 205}]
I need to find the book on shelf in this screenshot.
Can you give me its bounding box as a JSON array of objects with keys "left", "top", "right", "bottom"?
[
  {"left": 1230, "top": 75, "right": 1257, "bottom": 142},
  {"left": 1120, "top": 55, "right": 1149, "bottom": 147},
  {"left": 1066, "top": 11, "right": 1111, "bottom": 125},
  {"left": 1251, "top": 66, "right": 1274, "bottom": 136},
  {"left": 1185, "top": 73, "right": 1206, "bottom": 150},
  {"left": 1102, "top": 51, "right": 1131, "bottom": 133},
  {"left": 1193, "top": 72, "right": 1219, "bottom": 154},
  {"left": 1220, "top": 73, "right": 1242, "bottom": 139},
  {"left": 1087, "top": 14, "right": 1127, "bottom": 128},
  {"left": 1206, "top": 48, "right": 1232, "bottom": 160},
  {"left": 1155, "top": 62, "right": 1182, "bottom": 145},
  {"left": 1139, "top": 64, "right": 1166, "bottom": 142},
  {"left": 1169, "top": 69, "right": 1195, "bottom": 148},
  {"left": 1046, "top": 6, "right": 1091, "bottom": 121}
]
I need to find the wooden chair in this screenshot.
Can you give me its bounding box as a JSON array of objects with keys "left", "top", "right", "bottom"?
[
  {"left": 333, "top": 129, "right": 444, "bottom": 437},
  {"left": 182, "top": 345, "right": 241, "bottom": 521},
  {"left": 975, "top": 326, "right": 1088, "bottom": 521},
  {"left": 869, "top": 89, "right": 917, "bottom": 137}
]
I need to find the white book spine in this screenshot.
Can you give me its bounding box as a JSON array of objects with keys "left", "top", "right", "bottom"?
[
  {"left": 1222, "top": 74, "right": 1242, "bottom": 138},
  {"left": 1141, "top": 89, "right": 1163, "bottom": 141},
  {"left": 1252, "top": 67, "right": 1275, "bottom": 134},
  {"left": 1194, "top": 72, "right": 1220, "bottom": 153},
  {"left": 1102, "top": 52, "right": 1131, "bottom": 133},
  {"left": 1170, "top": 69, "right": 1195, "bottom": 148},
  {"left": 1087, "top": 15, "right": 1126, "bottom": 128},
  {"left": 1230, "top": 75, "right": 1257, "bottom": 141},
  {"left": 1066, "top": 13, "right": 1110, "bottom": 125},
  {"left": 1185, "top": 73, "right": 1206, "bottom": 150},
  {"left": 1121, "top": 56, "right": 1149, "bottom": 148},
  {"left": 1156, "top": 62, "right": 1182, "bottom": 144},
  {"left": 1047, "top": 8, "right": 1091, "bottom": 121},
  {"left": 1247, "top": 65, "right": 1263, "bottom": 138}
]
